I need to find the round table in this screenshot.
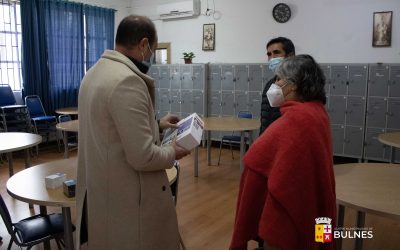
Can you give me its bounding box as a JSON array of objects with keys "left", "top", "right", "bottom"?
[
  {"left": 55, "top": 107, "right": 78, "bottom": 116},
  {"left": 0, "top": 132, "right": 42, "bottom": 176},
  {"left": 56, "top": 120, "right": 79, "bottom": 158},
  {"left": 193, "top": 116, "right": 260, "bottom": 176},
  {"left": 7, "top": 157, "right": 177, "bottom": 250},
  {"left": 378, "top": 132, "right": 400, "bottom": 163},
  {"left": 335, "top": 163, "right": 400, "bottom": 250}
]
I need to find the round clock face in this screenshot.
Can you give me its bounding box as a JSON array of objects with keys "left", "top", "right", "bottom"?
[{"left": 273, "top": 3, "right": 291, "bottom": 23}]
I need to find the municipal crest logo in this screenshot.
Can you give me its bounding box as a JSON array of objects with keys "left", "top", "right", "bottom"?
[{"left": 315, "top": 217, "right": 332, "bottom": 243}]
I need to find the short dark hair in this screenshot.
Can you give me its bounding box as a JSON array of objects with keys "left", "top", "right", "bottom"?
[
  {"left": 266, "top": 37, "right": 295, "bottom": 56},
  {"left": 115, "top": 15, "right": 157, "bottom": 48},
  {"left": 276, "top": 54, "right": 327, "bottom": 104}
]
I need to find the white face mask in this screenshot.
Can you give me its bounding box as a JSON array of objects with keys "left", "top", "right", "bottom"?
[{"left": 266, "top": 83, "right": 287, "bottom": 107}]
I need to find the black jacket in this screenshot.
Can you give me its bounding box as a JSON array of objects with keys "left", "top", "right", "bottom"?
[{"left": 260, "top": 76, "right": 281, "bottom": 135}]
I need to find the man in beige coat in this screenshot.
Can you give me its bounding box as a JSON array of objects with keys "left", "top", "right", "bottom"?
[{"left": 76, "top": 15, "right": 190, "bottom": 250}]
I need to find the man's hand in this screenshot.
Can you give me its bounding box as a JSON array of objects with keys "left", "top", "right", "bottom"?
[
  {"left": 172, "top": 140, "right": 191, "bottom": 160},
  {"left": 159, "top": 113, "right": 180, "bottom": 129}
]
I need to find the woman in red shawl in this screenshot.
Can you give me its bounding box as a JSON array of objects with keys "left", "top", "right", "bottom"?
[{"left": 230, "top": 55, "right": 336, "bottom": 250}]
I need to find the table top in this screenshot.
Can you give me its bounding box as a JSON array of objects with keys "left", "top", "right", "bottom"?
[
  {"left": 0, "top": 132, "right": 42, "bottom": 153},
  {"left": 56, "top": 120, "right": 79, "bottom": 132},
  {"left": 334, "top": 163, "right": 400, "bottom": 220},
  {"left": 55, "top": 107, "right": 78, "bottom": 115},
  {"left": 378, "top": 132, "right": 400, "bottom": 148},
  {"left": 7, "top": 157, "right": 177, "bottom": 208},
  {"left": 203, "top": 117, "right": 260, "bottom": 132}
]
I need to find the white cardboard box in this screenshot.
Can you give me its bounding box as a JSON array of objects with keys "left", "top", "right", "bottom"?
[
  {"left": 45, "top": 173, "right": 67, "bottom": 189},
  {"left": 162, "top": 113, "right": 204, "bottom": 150}
]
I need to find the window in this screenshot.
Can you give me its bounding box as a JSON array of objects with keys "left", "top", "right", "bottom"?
[{"left": 0, "top": 0, "right": 22, "bottom": 91}]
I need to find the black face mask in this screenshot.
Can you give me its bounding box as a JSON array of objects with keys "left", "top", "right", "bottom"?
[{"left": 127, "top": 56, "right": 149, "bottom": 74}]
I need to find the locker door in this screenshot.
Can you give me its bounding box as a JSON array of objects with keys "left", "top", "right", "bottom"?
[
  {"left": 159, "top": 66, "right": 170, "bottom": 89},
  {"left": 208, "top": 91, "right": 221, "bottom": 116},
  {"left": 221, "top": 65, "right": 234, "bottom": 90},
  {"left": 330, "top": 65, "right": 348, "bottom": 95},
  {"left": 234, "top": 65, "right": 248, "bottom": 91},
  {"left": 369, "top": 64, "right": 389, "bottom": 97},
  {"left": 148, "top": 66, "right": 159, "bottom": 88},
  {"left": 348, "top": 65, "right": 367, "bottom": 96},
  {"left": 234, "top": 91, "right": 248, "bottom": 114},
  {"left": 389, "top": 65, "right": 400, "bottom": 97},
  {"left": 209, "top": 64, "right": 221, "bottom": 91},
  {"left": 193, "top": 65, "right": 205, "bottom": 90},
  {"left": 170, "top": 65, "right": 181, "bottom": 89},
  {"left": 331, "top": 125, "right": 344, "bottom": 155},
  {"left": 346, "top": 97, "right": 366, "bottom": 127},
  {"left": 328, "top": 96, "right": 346, "bottom": 125},
  {"left": 344, "top": 126, "right": 364, "bottom": 158},
  {"left": 249, "top": 64, "right": 263, "bottom": 92},
  {"left": 181, "top": 65, "right": 193, "bottom": 90},
  {"left": 366, "top": 97, "right": 387, "bottom": 128},
  {"left": 320, "top": 64, "right": 331, "bottom": 95},
  {"left": 181, "top": 90, "right": 193, "bottom": 114},
  {"left": 170, "top": 90, "right": 181, "bottom": 113},
  {"left": 193, "top": 90, "right": 204, "bottom": 115},
  {"left": 387, "top": 99, "right": 400, "bottom": 129},
  {"left": 364, "top": 128, "right": 386, "bottom": 160},
  {"left": 159, "top": 89, "right": 170, "bottom": 112},
  {"left": 221, "top": 91, "right": 235, "bottom": 116},
  {"left": 262, "top": 64, "right": 275, "bottom": 90},
  {"left": 248, "top": 92, "right": 262, "bottom": 119}
]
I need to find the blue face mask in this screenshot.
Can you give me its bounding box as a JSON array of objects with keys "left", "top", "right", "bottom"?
[
  {"left": 142, "top": 42, "right": 155, "bottom": 68},
  {"left": 268, "top": 57, "right": 283, "bottom": 73}
]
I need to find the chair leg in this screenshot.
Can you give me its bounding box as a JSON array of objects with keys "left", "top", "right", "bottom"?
[
  {"left": 55, "top": 238, "right": 63, "bottom": 250},
  {"left": 7, "top": 239, "right": 13, "bottom": 250},
  {"left": 230, "top": 142, "right": 234, "bottom": 159},
  {"left": 179, "top": 232, "right": 186, "bottom": 250},
  {"left": 217, "top": 138, "right": 223, "bottom": 166}
]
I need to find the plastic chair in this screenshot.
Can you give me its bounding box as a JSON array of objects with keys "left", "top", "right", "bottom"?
[
  {"left": 0, "top": 85, "right": 17, "bottom": 106},
  {"left": 217, "top": 111, "right": 253, "bottom": 165},
  {"left": 25, "top": 95, "right": 60, "bottom": 153},
  {"left": 0, "top": 194, "right": 65, "bottom": 250}
]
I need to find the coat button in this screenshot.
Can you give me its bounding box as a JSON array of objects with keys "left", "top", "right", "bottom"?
[{"left": 162, "top": 185, "right": 166, "bottom": 191}]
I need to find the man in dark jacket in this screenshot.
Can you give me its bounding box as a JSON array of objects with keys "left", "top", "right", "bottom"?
[{"left": 260, "top": 37, "right": 295, "bottom": 134}]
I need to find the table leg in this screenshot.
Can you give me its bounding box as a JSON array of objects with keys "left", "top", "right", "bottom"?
[
  {"left": 355, "top": 211, "right": 365, "bottom": 250},
  {"left": 6, "top": 152, "right": 13, "bottom": 177},
  {"left": 207, "top": 131, "right": 211, "bottom": 166},
  {"left": 194, "top": 146, "right": 199, "bottom": 177},
  {"left": 239, "top": 131, "right": 245, "bottom": 171},
  {"left": 63, "top": 132, "right": 69, "bottom": 158},
  {"left": 390, "top": 146, "right": 395, "bottom": 163},
  {"left": 40, "top": 206, "right": 51, "bottom": 250},
  {"left": 24, "top": 148, "right": 31, "bottom": 169},
  {"left": 62, "top": 207, "right": 74, "bottom": 250},
  {"left": 337, "top": 204, "right": 345, "bottom": 250}
]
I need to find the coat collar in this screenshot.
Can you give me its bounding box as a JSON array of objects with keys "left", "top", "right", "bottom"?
[{"left": 101, "top": 50, "right": 156, "bottom": 106}]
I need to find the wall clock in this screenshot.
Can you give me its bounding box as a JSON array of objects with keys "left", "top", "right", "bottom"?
[{"left": 272, "top": 3, "right": 291, "bottom": 23}]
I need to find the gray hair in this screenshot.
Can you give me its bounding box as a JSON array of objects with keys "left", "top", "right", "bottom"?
[{"left": 275, "top": 54, "right": 327, "bottom": 104}]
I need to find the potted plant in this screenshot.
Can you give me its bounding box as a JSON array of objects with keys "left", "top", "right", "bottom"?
[{"left": 182, "top": 52, "right": 195, "bottom": 64}]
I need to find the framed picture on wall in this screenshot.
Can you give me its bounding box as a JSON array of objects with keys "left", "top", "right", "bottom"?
[
  {"left": 372, "top": 11, "right": 392, "bottom": 47},
  {"left": 202, "top": 23, "right": 215, "bottom": 51}
]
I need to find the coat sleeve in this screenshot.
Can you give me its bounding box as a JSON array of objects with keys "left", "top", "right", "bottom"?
[{"left": 108, "top": 75, "right": 175, "bottom": 172}]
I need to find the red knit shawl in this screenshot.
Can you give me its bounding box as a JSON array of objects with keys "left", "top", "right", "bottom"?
[{"left": 230, "top": 101, "right": 336, "bottom": 250}]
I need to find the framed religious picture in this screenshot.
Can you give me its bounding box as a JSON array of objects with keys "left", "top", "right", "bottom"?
[
  {"left": 372, "top": 11, "right": 392, "bottom": 47},
  {"left": 202, "top": 23, "right": 215, "bottom": 51}
]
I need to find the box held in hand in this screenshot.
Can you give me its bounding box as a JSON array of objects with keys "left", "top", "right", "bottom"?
[
  {"left": 63, "top": 179, "right": 76, "bottom": 198},
  {"left": 45, "top": 173, "right": 67, "bottom": 189},
  {"left": 162, "top": 113, "right": 204, "bottom": 150}
]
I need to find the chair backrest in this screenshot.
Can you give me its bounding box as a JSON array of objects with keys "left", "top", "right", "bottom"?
[
  {"left": 25, "top": 95, "right": 46, "bottom": 118},
  {"left": 0, "top": 195, "right": 15, "bottom": 235},
  {"left": 58, "top": 114, "right": 72, "bottom": 123},
  {"left": 170, "top": 161, "right": 180, "bottom": 206},
  {"left": 0, "top": 85, "right": 17, "bottom": 106},
  {"left": 238, "top": 111, "right": 252, "bottom": 119}
]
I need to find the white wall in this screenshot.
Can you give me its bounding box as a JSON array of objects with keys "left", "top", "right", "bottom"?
[
  {"left": 131, "top": 0, "right": 400, "bottom": 64},
  {"left": 76, "top": 0, "right": 132, "bottom": 34}
]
